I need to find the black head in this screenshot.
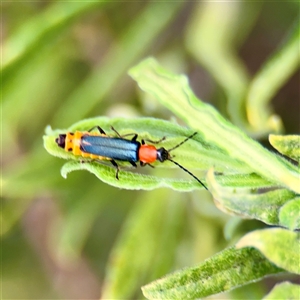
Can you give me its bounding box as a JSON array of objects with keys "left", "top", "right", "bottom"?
[
  {"left": 55, "top": 134, "right": 66, "bottom": 149},
  {"left": 156, "top": 147, "right": 170, "bottom": 162}
]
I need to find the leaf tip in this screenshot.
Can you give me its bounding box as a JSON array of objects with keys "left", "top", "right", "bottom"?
[
  {"left": 44, "top": 124, "right": 53, "bottom": 135},
  {"left": 128, "top": 57, "right": 157, "bottom": 78}
]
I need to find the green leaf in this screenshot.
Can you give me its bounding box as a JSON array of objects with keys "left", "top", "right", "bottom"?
[
  {"left": 60, "top": 160, "right": 203, "bottom": 192},
  {"left": 207, "top": 168, "right": 297, "bottom": 226},
  {"left": 142, "top": 246, "right": 282, "bottom": 299},
  {"left": 246, "top": 23, "right": 300, "bottom": 135},
  {"left": 263, "top": 282, "right": 300, "bottom": 300},
  {"left": 269, "top": 135, "right": 300, "bottom": 162},
  {"left": 279, "top": 197, "right": 300, "bottom": 230},
  {"left": 102, "top": 190, "right": 186, "bottom": 299},
  {"left": 209, "top": 172, "right": 276, "bottom": 189},
  {"left": 236, "top": 228, "right": 300, "bottom": 274},
  {"left": 129, "top": 58, "right": 300, "bottom": 194}
]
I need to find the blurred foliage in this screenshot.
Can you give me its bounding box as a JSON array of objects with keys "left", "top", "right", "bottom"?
[{"left": 2, "top": 1, "right": 299, "bottom": 299}]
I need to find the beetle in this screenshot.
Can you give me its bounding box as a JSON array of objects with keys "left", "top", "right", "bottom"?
[{"left": 55, "top": 126, "right": 207, "bottom": 189}]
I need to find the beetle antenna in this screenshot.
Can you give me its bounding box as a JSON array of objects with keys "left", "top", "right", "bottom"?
[
  {"left": 168, "top": 132, "right": 198, "bottom": 152},
  {"left": 168, "top": 158, "right": 207, "bottom": 190}
]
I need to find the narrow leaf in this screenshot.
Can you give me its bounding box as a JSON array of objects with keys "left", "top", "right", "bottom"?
[
  {"left": 269, "top": 134, "right": 300, "bottom": 162},
  {"left": 60, "top": 160, "right": 201, "bottom": 192},
  {"left": 279, "top": 197, "right": 300, "bottom": 230},
  {"left": 207, "top": 168, "right": 297, "bottom": 226},
  {"left": 210, "top": 172, "right": 275, "bottom": 189},
  {"left": 236, "top": 228, "right": 300, "bottom": 274},
  {"left": 142, "top": 247, "right": 282, "bottom": 299}
]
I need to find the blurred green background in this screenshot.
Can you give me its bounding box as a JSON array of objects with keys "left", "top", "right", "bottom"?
[{"left": 2, "top": 1, "right": 299, "bottom": 299}]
